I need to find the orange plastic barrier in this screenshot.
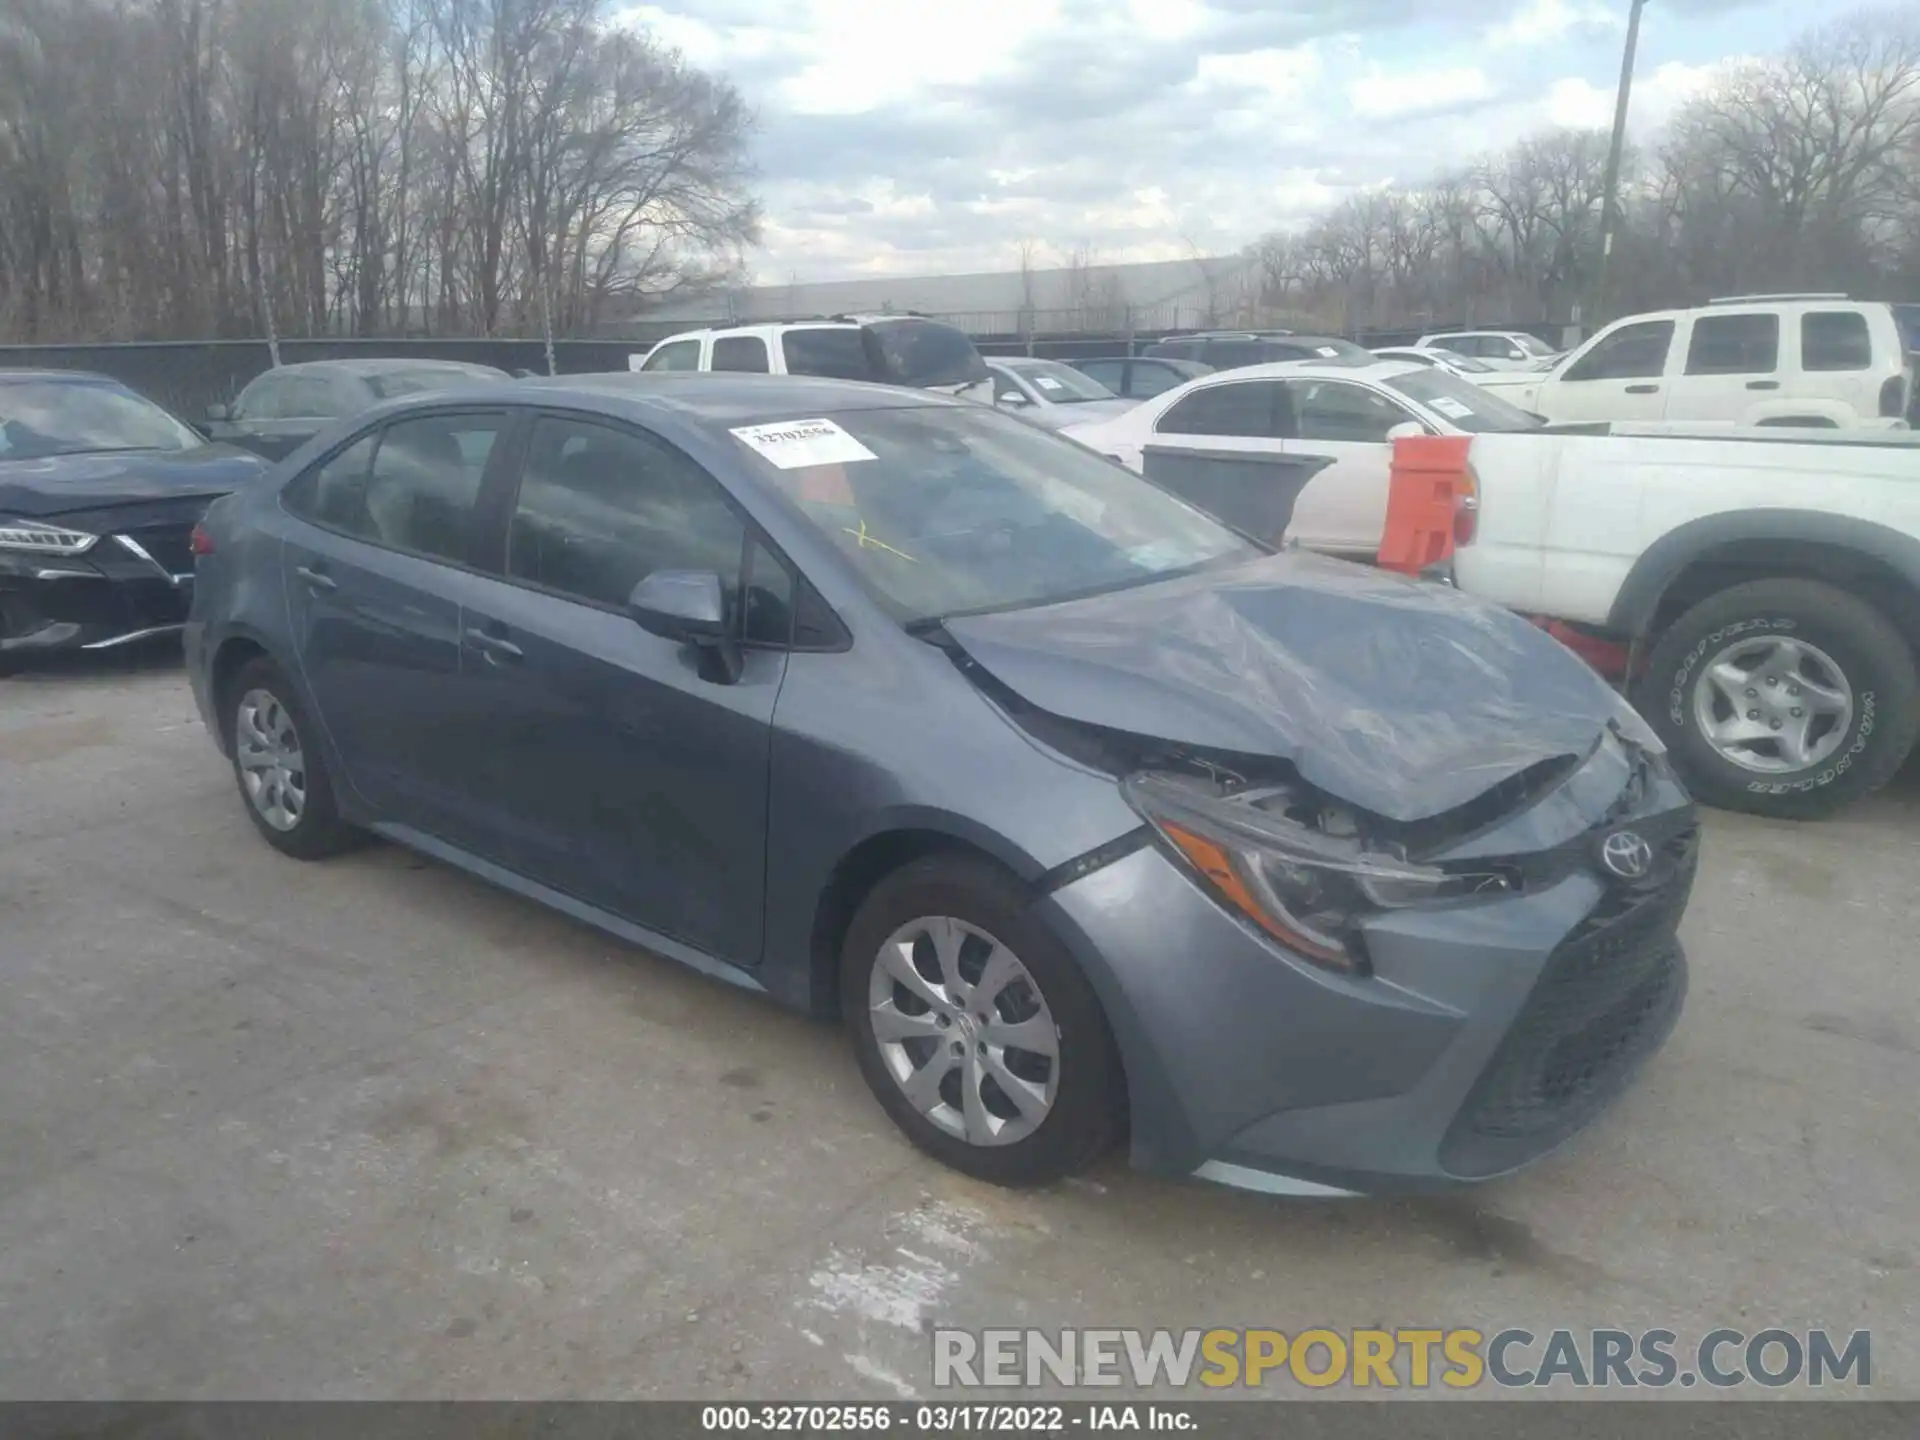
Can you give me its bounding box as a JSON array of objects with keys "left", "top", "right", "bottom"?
[{"left": 1377, "top": 434, "right": 1473, "bottom": 575}]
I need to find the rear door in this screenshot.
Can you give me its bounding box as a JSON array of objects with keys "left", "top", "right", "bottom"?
[
  {"left": 1141, "top": 378, "right": 1288, "bottom": 470},
  {"left": 455, "top": 412, "right": 788, "bottom": 966},
  {"left": 279, "top": 408, "right": 516, "bottom": 848},
  {"left": 1671, "top": 310, "right": 1780, "bottom": 422},
  {"left": 1539, "top": 319, "right": 1675, "bottom": 422},
  {"left": 1281, "top": 378, "right": 1423, "bottom": 557}
]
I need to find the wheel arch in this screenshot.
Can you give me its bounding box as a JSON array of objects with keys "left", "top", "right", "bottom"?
[
  {"left": 208, "top": 629, "right": 284, "bottom": 748},
  {"left": 1608, "top": 511, "right": 1920, "bottom": 652}
]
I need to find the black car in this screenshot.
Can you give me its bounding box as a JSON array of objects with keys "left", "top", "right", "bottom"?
[
  {"left": 1065, "top": 355, "right": 1212, "bottom": 399},
  {"left": 1146, "top": 334, "right": 1374, "bottom": 370},
  {"left": 205, "top": 358, "right": 512, "bottom": 461},
  {"left": 0, "top": 369, "right": 270, "bottom": 667}
]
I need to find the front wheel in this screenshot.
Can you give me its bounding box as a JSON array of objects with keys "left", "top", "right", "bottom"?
[
  {"left": 1635, "top": 579, "right": 1920, "bottom": 819},
  {"left": 841, "top": 855, "right": 1124, "bottom": 1186}
]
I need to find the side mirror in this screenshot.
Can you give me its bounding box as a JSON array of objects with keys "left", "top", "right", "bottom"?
[
  {"left": 206, "top": 403, "right": 232, "bottom": 423},
  {"left": 629, "top": 570, "right": 741, "bottom": 682},
  {"left": 998, "top": 390, "right": 1031, "bottom": 407},
  {"left": 1386, "top": 420, "right": 1430, "bottom": 441}
]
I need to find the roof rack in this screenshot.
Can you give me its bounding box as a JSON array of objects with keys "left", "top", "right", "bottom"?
[{"left": 1707, "top": 293, "right": 1849, "bottom": 305}]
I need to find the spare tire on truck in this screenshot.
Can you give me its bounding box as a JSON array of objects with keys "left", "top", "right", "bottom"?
[{"left": 1634, "top": 579, "right": 1920, "bottom": 819}]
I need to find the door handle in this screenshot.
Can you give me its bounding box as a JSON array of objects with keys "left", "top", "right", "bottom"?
[
  {"left": 1624, "top": 384, "right": 1660, "bottom": 394},
  {"left": 1746, "top": 379, "right": 1780, "bottom": 390},
  {"left": 465, "top": 629, "right": 523, "bottom": 663},
  {"left": 294, "top": 564, "right": 337, "bottom": 593}
]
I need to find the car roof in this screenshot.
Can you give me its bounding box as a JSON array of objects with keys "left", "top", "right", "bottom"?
[
  {"left": 252, "top": 357, "right": 508, "bottom": 378},
  {"left": 989, "top": 355, "right": 1069, "bottom": 370},
  {"left": 1189, "top": 358, "right": 1425, "bottom": 384},
  {"left": 0, "top": 367, "right": 124, "bottom": 385},
  {"left": 486, "top": 371, "right": 951, "bottom": 424}
]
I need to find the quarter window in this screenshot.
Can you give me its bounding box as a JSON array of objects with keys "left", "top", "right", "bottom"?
[
  {"left": 282, "top": 433, "right": 377, "bottom": 529},
  {"left": 1686, "top": 314, "right": 1779, "bottom": 375},
  {"left": 1801, "top": 311, "right": 1873, "bottom": 372},
  {"left": 506, "top": 417, "right": 747, "bottom": 614}
]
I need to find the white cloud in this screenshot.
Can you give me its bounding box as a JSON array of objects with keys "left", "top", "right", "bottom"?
[
  {"left": 1545, "top": 58, "right": 1731, "bottom": 132},
  {"left": 1487, "top": 0, "right": 1618, "bottom": 50},
  {"left": 1348, "top": 66, "right": 1493, "bottom": 120}
]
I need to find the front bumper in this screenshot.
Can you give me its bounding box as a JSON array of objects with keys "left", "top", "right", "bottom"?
[
  {"left": 0, "top": 507, "right": 203, "bottom": 658},
  {"left": 1039, "top": 760, "right": 1696, "bottom": 1194}
]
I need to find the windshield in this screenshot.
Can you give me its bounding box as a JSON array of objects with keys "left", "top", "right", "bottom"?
[
  {"left": 1002, "top": 360, "right": 1116, "bottom": 404},
  {"left": 0, "top": 379, "right": 201, "bottom": 459},
  {"left": 1384, "top": 369, "right": 1543, "bottom": 433},
  {"left": 863, "top": 318, "right": 990, "bottom": 389},
  {"left": 731, "top": 404, "right": 1260, "bottom": 625},
  {"left": 1438, "top": 351, "right": 1497, "bottom": 373},
  {"left": 1514, "top": 333, "right": 1558, "bottom": 358},
  {"left": 364, "top": 365, "right": 507, "bottom": 399}
]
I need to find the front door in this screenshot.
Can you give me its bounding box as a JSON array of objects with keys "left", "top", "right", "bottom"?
[
  {"left": 1542, "top": 319, "right": 1677, "bottom": 423},
  {"left": 279, "top": 410, "right": 515, "bottom": 852},
  {"left": 457, "top": 412, "right": 787, "bottom": 968}
]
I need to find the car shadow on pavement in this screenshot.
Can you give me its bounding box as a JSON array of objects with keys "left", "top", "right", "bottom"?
[{"left": 1, "top": 638, "right": 186, "bottom": 689}]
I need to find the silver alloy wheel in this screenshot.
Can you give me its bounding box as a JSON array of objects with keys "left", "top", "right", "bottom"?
[
  {"left": 1691, "top": 633, "right": 1855, "bottom": 774},
  {"left": 235, "top": 688, "right": 307, "bottom": 832},
  {"left": 868, "top": 915, "right": 1060, "bottom": 1147}
]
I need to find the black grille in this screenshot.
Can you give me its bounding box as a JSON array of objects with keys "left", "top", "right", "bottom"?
[
  {"left": 1439, "top": 827, "right": 1696, "bottom": 1179},
  {"left": 120, "top": 521, "right": 196, "bottom": 577}
]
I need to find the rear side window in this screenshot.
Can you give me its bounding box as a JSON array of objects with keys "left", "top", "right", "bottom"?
[
  {"left": 711, "top": 336, "right": 771, "bottom": 373},
  {"left": 864, "top": 318, "right": 988, "bottom": 388},
  {"left": 782, "top": 329, "right": 875, "bottom": 381},
  {"left": 1801, "top": 311, "right": 1873, "bottom": 372},
  {"left": 1564, "top": 321, "right": 1674, "bottom": 382},
  {"left": 358, "top": 413, "right": 507, "bottom": 563},
  {"left": 1158, "top": 381, "right": 1285, "bottom": 438},
  {"left": 1202, "top": 341, "right": 1267, "bottom": 369},
  {"left": 282, "top": 433, "right": 378, "bottom": 529},
  {"left": 1686, "top": 314, "right": 1779, "bottom": 375},
  {"left": 641, "top": 340, "right": 702, "bottom": 372}
]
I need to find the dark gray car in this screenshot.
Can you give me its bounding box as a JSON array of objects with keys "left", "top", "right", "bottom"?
[
  {"left": 184, "top": 374, "right": 1696, "bottom": 1194},
  {"left": 204, "top": 358, "right": 512, "bottom": 462}
]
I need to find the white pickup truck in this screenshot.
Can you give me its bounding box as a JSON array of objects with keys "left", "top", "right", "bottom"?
[{"left": 1451, "top": 425, "right": 1920, "bottom": 818}]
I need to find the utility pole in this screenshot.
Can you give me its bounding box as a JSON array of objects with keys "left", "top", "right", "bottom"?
[{"left": 1589, "top": 0, "right": 1647, "bottom": 333}]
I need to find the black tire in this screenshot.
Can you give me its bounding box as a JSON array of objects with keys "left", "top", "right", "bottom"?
[
  {"left": 841, "top": 854, "right": 1124, "bottom": 1187},
  {"left": 222, "top": 657, "right": 360, "bottom": 859},
  {"left": 1634, "top": 579, "right": 1920, "bottom": 819}
]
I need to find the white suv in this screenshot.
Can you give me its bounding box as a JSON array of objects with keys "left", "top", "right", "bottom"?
[
  {"left": 630, "top": 316, "right": 995, "bottom": 405},
  {"left": 1475, "top": 295, "right": 1913, "bottom": 428},
  {"left": 1416, "top": 330, "right": 1562, "bottom": 371}
]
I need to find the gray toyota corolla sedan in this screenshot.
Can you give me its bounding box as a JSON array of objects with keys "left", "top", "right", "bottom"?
[{"left": 185, "top": 373, "right": 1697, "bottom": 1195}]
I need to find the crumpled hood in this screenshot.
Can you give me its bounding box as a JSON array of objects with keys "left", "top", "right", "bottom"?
[
  {"left": 944, "top": 551, "right": 1654, "bottom": 823},
  {"left": 0, "top": 445, "right": 270, "bottom": 518}
]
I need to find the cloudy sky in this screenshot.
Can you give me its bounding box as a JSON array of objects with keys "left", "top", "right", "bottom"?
[{"left": 614, "top": 0, "right": 1808, "bottom": 282}]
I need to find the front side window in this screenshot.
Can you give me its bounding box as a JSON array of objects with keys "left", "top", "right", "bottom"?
[
  {"left": 0, "top": 379, "right": 200, "bottom": 458},
  {"left": 1074, "top": 360, "right": 1126, "bottom": 390},
  {"left": 641, "top": 340, "right": 702, "bottom": 373},
  {"left": 364, "top": 365, "right": 507, "bottom": 399},
  {"left": 731, "top": 405, "right": 1259, "bottom": 625},
  {"left": 507, "top": 416, "right": 746, "bottom": 611},
  {"left": 358, "top": 412, "right": 507, "bottom": 562},
  {"left": 711, "top": 336, "right": 772, "bottom": 373},
  {"left": 1686, "top": 314, "right": 1780, "bottom": 375},
  {"left": 1563, "top": 320, "right": 1675, "bottom": 382},
  {"left": 236, "top": 374, "right": 294, "bottom": 420},
  {"left": 1801, "top": 311, "right": 1872, "bottom": 372},
  {"left": 1157, "top": 381, "right": 1285, "bottom": 438}
]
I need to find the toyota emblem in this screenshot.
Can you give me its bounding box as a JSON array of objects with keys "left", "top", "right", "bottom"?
[{"left": 1599, "top": 830, "right": 1655, "bottom": 881}]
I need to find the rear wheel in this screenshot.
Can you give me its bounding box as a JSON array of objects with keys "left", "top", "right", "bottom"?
[
  {"left": 1635, "top": 580, "right": 1920, "bottom": 819},
  {"left": 842, "top": 855, "right": 1123, "bottom": 1186},
  {"left": 224, "top": 657, "right": 359, "bottom": 858}
]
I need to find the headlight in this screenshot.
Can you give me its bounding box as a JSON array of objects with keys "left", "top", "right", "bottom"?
[
  {"left": 1124, "top": 771, "right": 1511, "bottom": 974},
  {"left": 0, "top": 518, "right": 98, "bottom": 555}
]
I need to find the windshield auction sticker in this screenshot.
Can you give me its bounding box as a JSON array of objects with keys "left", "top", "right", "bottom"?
[{"left": 731, "top": 418, "right": 877, "bottom": 469}]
